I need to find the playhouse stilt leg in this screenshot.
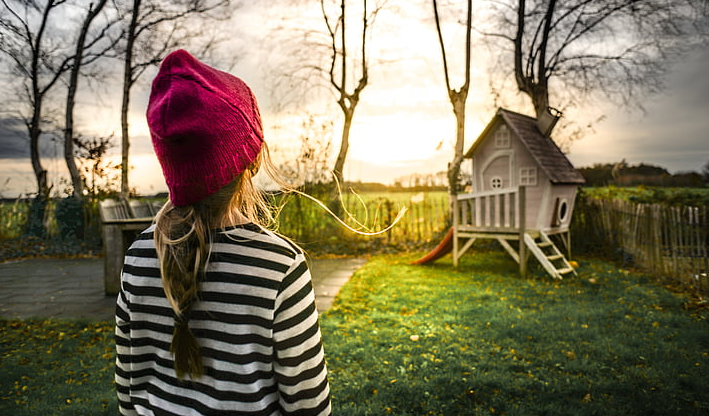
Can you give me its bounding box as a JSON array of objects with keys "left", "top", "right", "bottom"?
[
  {"left": 519, "top": 239, "right": 528, "bottom": 278},
  {"left": 518, "top": 186, "right": 527, "bottom": 277},
  {"left": 453, "top": 234, "right": 459, "bottom": 267}
]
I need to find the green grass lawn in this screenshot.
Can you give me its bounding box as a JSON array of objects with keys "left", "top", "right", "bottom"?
[
  {"left": 321, "top": 252, "right": 709, "bottom": 416},
  {"left": 0, "top": 320, "right": 116, "bottom": 415},
  {"left": 1, "top": 251, "right": 708, "bottom": 415}
]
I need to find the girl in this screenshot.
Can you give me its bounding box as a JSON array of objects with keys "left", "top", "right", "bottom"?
[{"left": 115, "top": 49, "right": 331, "bottom": 416}]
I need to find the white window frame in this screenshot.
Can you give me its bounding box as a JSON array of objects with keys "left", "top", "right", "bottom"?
[
  {"left": 490, "top": 176, "right": 503, "bottom": 189},
  {"left": 519, "top": 167, "right": 537, "bottom": 186},
  {"left": 494, "top": 125, "right": 510, "bottom": 148},
  {"left": 557, "top": 198, "right": 569, "bottom": 223}
]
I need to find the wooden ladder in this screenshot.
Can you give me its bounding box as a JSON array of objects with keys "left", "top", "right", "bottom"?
[{"left": 523, "top": 232, "right": 577, "bottom": 279}]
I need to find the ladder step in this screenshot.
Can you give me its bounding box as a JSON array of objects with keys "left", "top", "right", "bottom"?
[
  {"left": 547, "top": 254, "right": 563, "bottom": 261},
  {"left": 557, "top": 267, "right": 574, "bottom": 275},
  {"left": 537, "top": 242, "right": 552, "bottom": 248}
]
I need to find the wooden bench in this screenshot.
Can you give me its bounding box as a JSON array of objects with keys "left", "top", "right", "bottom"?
[{"left": 99, "top": 199, "right": 161, "bottom": 295}]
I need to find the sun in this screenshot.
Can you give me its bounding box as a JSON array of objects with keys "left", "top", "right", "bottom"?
[{"left": 345, "top": 113, "right": 449, "bottom": 165}]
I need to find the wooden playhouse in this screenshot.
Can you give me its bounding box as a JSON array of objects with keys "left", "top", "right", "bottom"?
[{"left": 453, "top": 108, "right": 585, "bottom": 278}]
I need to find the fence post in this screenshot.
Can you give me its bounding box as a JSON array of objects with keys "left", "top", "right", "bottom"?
[
  {"left": 453, "top": 194, "right": 459, "bottom": 267},
  {"left": 699, "top": 206, "right": 709, "bottom": 292},
  {"left": 652, "top": 204, "right": 662, "bottom": 275}
]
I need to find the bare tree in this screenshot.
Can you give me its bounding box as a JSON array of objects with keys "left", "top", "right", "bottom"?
[
  {"left": 118, "top": 0, "right": 232, "bottom": 197},
  {"left": 486, "top": 0, "right": 708, "bottom": 119},
  {"left": 0, "top": 0, "right": 77, "bottom": 236},
  {"left": 0, "top": 0, "right": 70, "bottom": 200},
  {"left": 321, "top": 0, "right": 374, "bottom": 187},
  {"left": 432, "top": 0, "right": 472, "bottom": 196},
  {"left": 263, "top": 0, "right": 387, "bottom": 193},
  {"left": 64, "top": 0, "right": 120, "bottom": 198}
]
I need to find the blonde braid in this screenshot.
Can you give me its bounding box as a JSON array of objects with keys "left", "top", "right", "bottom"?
[{"left": 155, "top": 203, "right": 209, "bottom": 379}]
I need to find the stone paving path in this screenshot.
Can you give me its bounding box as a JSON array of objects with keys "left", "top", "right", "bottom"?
[{"left": 0, "top": 257, "right": 366, "bottom": 320}]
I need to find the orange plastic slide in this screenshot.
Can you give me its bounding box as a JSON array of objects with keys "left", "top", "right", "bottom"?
[{"left": 411, "top": 227, "right": 454, "bottom": 265}]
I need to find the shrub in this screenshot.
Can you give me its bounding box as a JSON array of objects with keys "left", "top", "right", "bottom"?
[
  {"left": 23, "top": 197, "right": 48, "bottom": 238},
  {"left": 54, "top": 197, "right": 84, "bottom": 240}
]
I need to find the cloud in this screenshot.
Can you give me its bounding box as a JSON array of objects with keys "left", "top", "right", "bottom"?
[
  {"left": 0, "top": 116, "right": 68, "bottom": 160},
  {"left": 0, "top": 117, "right": 29, "bottom": 159},
  {"left": 570, "top": 45, "right": 709, "bottom": 173}
]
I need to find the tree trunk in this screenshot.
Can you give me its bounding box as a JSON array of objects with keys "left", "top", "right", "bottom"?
[
  {"left": 28, "top": 109, "right": 49, "bottom": 237},
  {"left": 447, "top": 93, "right": 467, "bottom": 196},
  {"left": 25, "top": 1, "right": 56, "bottom": 238},
  {"left": 332, "top": 108, "right": 353, "bottom": 187},
  {"left": 121, "top": 0, "right": 141, "bottom": 198},
  {"left": 27, "top": 114, "right": 48, "bottom": 238},
  {"left": 120, "top": 77, "right": 131, "bottom": 197},
  {"left": 65, "top": 76, "right": 83, "bottom": 198},
  {"left": 65, "top": 0, "right": 109, "bottom": 198},
  {"left": 433, "top": 0, "right": 472, "bottom": 198},
  {"left": 29, "top": 115, "right": 48, "bottom": 200},
  {"left": 514, "top": 0, "right": 554, "bottom": 120},
  {"left": 532, "top": 90, "right": 549, "bottom": 119}
]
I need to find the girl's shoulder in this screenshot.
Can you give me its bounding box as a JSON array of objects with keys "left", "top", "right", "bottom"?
[
  {"left": 127, "top": 223, "right": 157, "bottom": 248},
  {"left": 217, "top": 223, "right": 304, "bottom": 260}
]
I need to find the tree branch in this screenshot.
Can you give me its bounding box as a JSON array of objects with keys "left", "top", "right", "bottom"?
[
  {"left": 321, "top": 0, "right": 342, "bottom": 93},
  {"left": 537, "top": 0, "right": 556, "bottom": 91},
  {"left": 463, "top": 0, "right": 472, "bottom": 91},
  {"left": 514, "top": 0, "right": 527, "bottom": 93},
  {"left": 339, "top": 0, "right": 346, "bottom": 107},
  {"left": 432, "top": 0, "right": 451, "bottom": 93}
]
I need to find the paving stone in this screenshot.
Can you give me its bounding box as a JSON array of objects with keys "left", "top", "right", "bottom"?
[{"left": 0, "top": 256, "right": 366, "bottom": 320}]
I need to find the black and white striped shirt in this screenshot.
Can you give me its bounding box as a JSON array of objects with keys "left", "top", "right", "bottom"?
[{"left": 115, "top": 223, "right": 331, "bottom": 416}]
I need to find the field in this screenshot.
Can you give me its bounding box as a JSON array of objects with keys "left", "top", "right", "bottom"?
[{"left": 272, "top": 190, "right": 450, "bottom": 254}]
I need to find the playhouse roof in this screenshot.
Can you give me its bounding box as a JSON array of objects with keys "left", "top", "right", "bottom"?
[{"left": 465, "top": 108, "right": 585, "bottom": 185}]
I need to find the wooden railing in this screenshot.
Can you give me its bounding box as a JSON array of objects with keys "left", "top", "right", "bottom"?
[
  {"left": 452, "top": 186, "right": 528, "bottom": 271},
  {"left": 454, "top": 187, "right": 525, "bottom": 233}
]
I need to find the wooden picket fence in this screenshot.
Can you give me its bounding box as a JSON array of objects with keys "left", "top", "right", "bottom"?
[
  {"left": 385, "top": 195, "right": 450, "bottom": 244},
  {"left": 275, "top": 192, "right": 450, "bottom": 247},
  {"left": 579, "top": 198, "right": 709, "bottom": 294}
]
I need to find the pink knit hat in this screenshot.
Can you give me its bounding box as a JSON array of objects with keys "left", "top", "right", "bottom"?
[{"left": 147, "top": 49, "right": 263, "bottom": 206}]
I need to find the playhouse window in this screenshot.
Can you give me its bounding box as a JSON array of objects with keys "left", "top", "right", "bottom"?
[
  {"left": 494, "top": 126, "right": 510, "bottom": 148},
  {"left": 558, "top": 199, "right": 569, "bottom": 222},
  {"left": 519, "top": 167, "right": 537, "bottom": 186},
  {"left": 491, "top": 176, "right": 503, "bottom": 189},
  {"left": 554, "top": 198, "right": 569, "bottom": 226}
]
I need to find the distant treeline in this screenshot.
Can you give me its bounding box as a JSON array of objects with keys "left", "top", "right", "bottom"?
[
  {"left": 578, "top": 162, "right": 708, "bottom": 187},
  {"left": 344, "top": 181, "right": 447, "bottom": 193}
]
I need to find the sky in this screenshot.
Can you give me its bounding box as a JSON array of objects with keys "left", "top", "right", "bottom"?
[{"left": 0, "top": 1, "right": 707, "bottom": 198}]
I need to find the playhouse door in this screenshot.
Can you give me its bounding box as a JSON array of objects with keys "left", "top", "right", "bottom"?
[{"left": 481, "top": 154, "right": 512, "bottom": 191}]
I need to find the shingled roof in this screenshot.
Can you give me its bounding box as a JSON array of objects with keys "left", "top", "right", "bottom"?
[{"left": 465, "top": 108, "right": 585, "bottom": 185}]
